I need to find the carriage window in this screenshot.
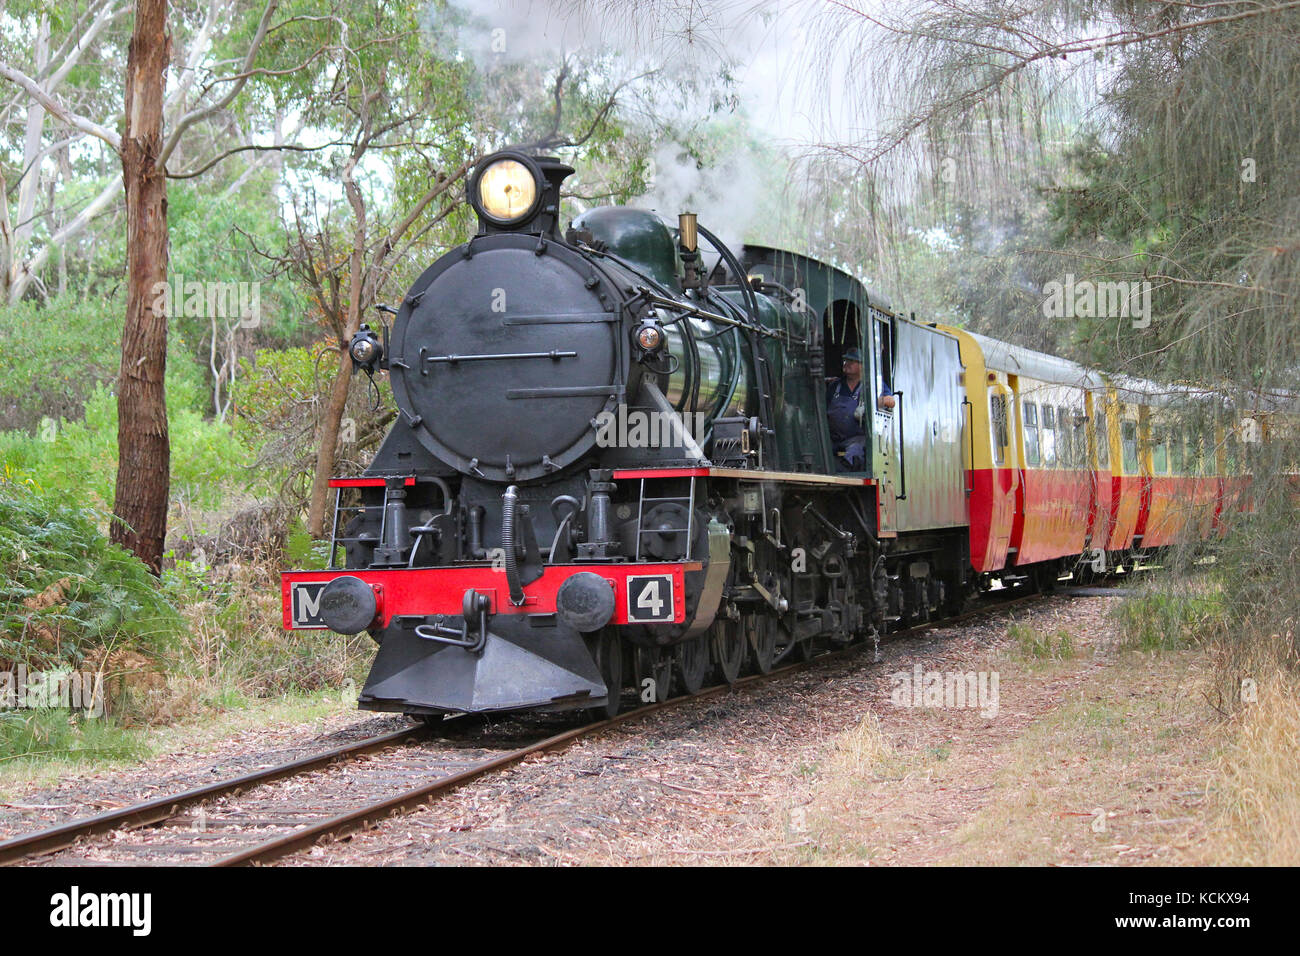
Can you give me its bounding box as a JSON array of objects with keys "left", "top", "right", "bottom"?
[
  {"left": 1171, "top": 431, "right": 1185, "bottom": 474},
  {"left": 1023, "top": 401, "right": 1040, "bottom": 466},
  {"left": 1153, "top": 428, "right": 1168, "bottom": 474},
  {"left": 1072, "top": 409, "right": 1087, "bottom": 469},
  {"left": 1042, "top": 405, "right": 1057, "bottom": 467},
  {"left": 1224, "top": 428, "right": 1239, "bottom": 475},
  {"left": 1057, "top": 406, "right": 1073, "bottom": 468},
  {"left": 1095, "top": 409, "right": 1109, "bottom": 467},
  {"left": 990, "top": 394, "right": 1008, "bottom": 466},
  {"left": 1122, "top": 420, "right": 1138, "bottom": 473}
]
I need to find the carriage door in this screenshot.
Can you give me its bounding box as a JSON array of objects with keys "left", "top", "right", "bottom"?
[
  {"left": 872, "top": 313, "right": 899, "bottom": 536},
  {"left": 987, "top": 379, "right": 1018, "bottom": 564}
]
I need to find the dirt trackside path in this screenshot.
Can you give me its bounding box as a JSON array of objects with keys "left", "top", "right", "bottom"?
[{"left": 783, "top": 594, "right": 1218, "bottom": 865}]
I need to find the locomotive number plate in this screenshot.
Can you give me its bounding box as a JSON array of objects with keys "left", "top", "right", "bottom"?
[
  {"left": 626, "top": 574, "right": 675, "bottom": 623},
  {"left": 289, "top": 581, "right": 330, "bottom": 629}
]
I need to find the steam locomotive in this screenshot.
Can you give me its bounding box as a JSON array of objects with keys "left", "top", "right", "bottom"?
[{"left": 281, "top": 149, "right": 1249, "bottom": 717}]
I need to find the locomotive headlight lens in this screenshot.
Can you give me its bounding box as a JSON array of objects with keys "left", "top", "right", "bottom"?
[
  {"left": 636, "top": 324, "right": 664, "bottom": 351},
  {"left": 348, "top": 327, "right": 383, "bottom": 370},
  {"left": 477, "top": 159, "right": 538, "bottom": 223},
  {"left": 351, "top": 338, "right": 377, "bottom": 364}
]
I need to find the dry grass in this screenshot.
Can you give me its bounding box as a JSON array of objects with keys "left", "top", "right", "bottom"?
[
  {"left": 126, "top": 558, "right": 372, "bottom": 727},
  {"left": 942, "top": 646, "right": 1216, "bottom": 865},
  {"left": 1202, "top": 673, "right": 1300, "bottom": 865},
  {"left": 829, "top": 709, "right": 897, "bottom": 778},
  {"left": 787, "top": 607, "right": 1237, "bottom": 865},
  {"left": 787, "top": 590, "right": 1300, "bottom": 867}
]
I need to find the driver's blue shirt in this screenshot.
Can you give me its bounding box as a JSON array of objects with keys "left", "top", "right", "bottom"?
[{"left": 826, "top": 377, "right": 865, "bottom": 449}]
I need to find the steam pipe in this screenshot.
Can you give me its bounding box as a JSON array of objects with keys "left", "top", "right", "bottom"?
[
  {"left": 502, "top": 485, "right": 526, "bottom": 606},
  {"left": 469, "top": 505, "right": 486, "bottom": 558}
]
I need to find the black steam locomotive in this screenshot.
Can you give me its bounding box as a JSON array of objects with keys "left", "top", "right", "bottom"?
[{"left": 281, "top": 148, "right": 978, "bottom": 717}]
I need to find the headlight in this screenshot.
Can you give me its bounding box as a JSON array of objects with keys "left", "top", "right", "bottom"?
[
  {"left": 351, "top": 337, "right": 378, "bottom": 364},
  {"left": 476, "top": 157, "right": 539, "bottom": 224},
  {"left": 348, "top": 327, "right": 383, "bottom": 370},
  {"left": 635, "top": 316, "right": 665, "bottom": 353}
]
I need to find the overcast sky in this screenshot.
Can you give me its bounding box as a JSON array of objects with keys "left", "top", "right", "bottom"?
[{"left": 437, "top": 0, "right": 874, "bottom": 147}]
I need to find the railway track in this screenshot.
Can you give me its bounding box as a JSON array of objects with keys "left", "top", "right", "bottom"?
[{"left": 0, "top": 584, "right": 1100, "bottom": 867}]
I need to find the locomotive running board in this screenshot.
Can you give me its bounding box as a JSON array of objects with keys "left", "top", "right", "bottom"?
[
  {"left": 612, "top": 466, "right": 878, "bottom": 488},
  {"left": 358, "top": 614, "right": 607, "bottom": 715}
]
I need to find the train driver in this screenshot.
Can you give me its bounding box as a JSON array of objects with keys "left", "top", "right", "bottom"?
[{"left": 827, "top": 348, "right": 868, "bottom": 470}]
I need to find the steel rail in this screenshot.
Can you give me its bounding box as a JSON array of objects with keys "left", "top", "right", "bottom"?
[{"left": 0, "top": 724, "right": 428, "bottom": 865}]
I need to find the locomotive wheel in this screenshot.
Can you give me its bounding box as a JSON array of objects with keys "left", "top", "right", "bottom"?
[
  {"left": 633, "top": 644, "right": 675, "bottom": 703},
  {"left": 746, "top": 614, "right": 777, "bottom": 674},
  {"left": 713, "top": 618, "right": 747, "bottom": 684},
  {"left": 674, "top": 634, "right": 710, "bottom": 695},
  {"left": 772, "top": 614, "right": 814, "bottom": 663},
  {"left": 585, "top": 630, "right": 623, "bottom": 719}
]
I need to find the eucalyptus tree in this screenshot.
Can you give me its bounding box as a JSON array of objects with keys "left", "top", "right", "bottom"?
[{"left": 0, "top": 0, "right": 336, "bottom": 571}]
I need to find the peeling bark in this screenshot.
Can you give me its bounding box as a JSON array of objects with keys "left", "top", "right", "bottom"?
[{"left": 111, "top": 0, "right": 172, "bottom": 574}]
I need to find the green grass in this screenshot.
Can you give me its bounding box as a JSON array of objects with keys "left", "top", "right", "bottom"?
[
  {"left": 1115, "top": 585, "right": 1227, "bottom": 652},
  {"left": 0, "top": 688, "right": 360, "bottom": 794},
  {"left": 1009, "top": 622, "right": 1077, "bottom": 661},
  {"left": 0, "top": 709, "right": 149, "bottom": 767},
  {"left": 0, "top": 473, "right": 180, "bottom": 674}
]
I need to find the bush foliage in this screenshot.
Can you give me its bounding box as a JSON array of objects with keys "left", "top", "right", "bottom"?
[{"left": 0, "top": 474, "right": 179, "bottom": 673}]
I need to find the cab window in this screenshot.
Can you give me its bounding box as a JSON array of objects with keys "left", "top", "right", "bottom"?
[{"left": 874, "top": 316, "right": 893, "bottom": 401}]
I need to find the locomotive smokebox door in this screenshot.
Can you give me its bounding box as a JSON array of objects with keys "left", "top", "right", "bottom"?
[{"left": 387, "top": 234, "right": 626, "bottom": 485}]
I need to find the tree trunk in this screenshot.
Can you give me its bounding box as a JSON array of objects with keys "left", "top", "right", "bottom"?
[
  {"left": 112, "top": 0, "right": 171, "bottom": 574},
  {"left": 306, "top": 156, "right": 367, "bottom": 536},
  {"left": 306, "top": 349, "right": 356, "bottom": 535},
  {"left": 12, "top": 15, "right": 50, "bottom": 276}
]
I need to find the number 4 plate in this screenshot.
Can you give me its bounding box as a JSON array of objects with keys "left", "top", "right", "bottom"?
[{"left": 627, "top": 574, "right": 675, "bottom": 623}]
